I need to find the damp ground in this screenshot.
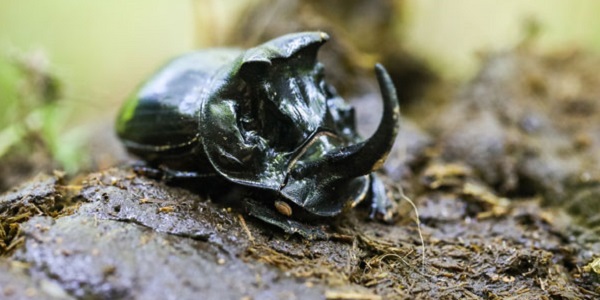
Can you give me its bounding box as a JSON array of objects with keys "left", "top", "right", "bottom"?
[{"left": 2, "top": 48, "right": 600, "bottom": 299}]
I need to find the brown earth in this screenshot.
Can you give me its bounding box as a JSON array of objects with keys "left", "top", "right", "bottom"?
[{"left": 1, "top": 48, "right": 600, "bottom": 299}]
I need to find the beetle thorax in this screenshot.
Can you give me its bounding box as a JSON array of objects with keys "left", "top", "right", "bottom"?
[{"left": 238, "top": 61, "right": 331, "bottom": 154}]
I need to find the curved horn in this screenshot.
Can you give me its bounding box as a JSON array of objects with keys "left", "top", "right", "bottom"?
[{"left": 293, "top": 64, "right": 400, "bottom": 179}]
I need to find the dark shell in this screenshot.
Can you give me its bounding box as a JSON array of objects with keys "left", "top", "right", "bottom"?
[{"left": 116, "top": 32, "right": 400, "bottom": 230}]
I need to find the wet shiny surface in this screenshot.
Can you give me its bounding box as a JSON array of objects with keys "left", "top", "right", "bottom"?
[{"left": 116, "top": 32, "right": 400, "bottom": 231}]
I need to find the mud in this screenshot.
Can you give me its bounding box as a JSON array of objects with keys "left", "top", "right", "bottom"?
[
  {"left": 1, "top": 49, "right": 600, "bottom": 299},
  {"left": 0, "top": 163, "right": 597, "bottom": 299},
  {"left": 431, "top": 49, "right": 600, "bottom": 230}
]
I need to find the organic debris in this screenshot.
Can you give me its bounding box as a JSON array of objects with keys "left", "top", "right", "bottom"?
[{"left": 1, "top": 46, "right": 600, "bottom": 299}]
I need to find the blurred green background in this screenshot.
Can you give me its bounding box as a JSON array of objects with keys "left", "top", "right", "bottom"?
[{"left": 1, "top": 0, "right": 599, "bottom": 175}]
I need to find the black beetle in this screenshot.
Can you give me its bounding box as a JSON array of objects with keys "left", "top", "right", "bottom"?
[{"left": 116, "top": 32, "right": 400, "bottom": 239}]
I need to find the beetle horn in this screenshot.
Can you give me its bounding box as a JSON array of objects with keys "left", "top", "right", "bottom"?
[{"left": 292, "top": 64, "right": 400, "bottom": 179}]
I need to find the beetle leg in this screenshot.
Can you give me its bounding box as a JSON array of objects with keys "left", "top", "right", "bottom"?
[
  {"left": 130, "top": 163, "right": 164, "bottom": 179},
  {"left": 160, "top": 168, "right": 219, "bottom": 181},
  {"left": 369, "top": 173, "right": 397, "bottom": 223},
  {"left": 130, "top": 163, "right": 218, "bottom": 181},
  {"left": 241, "top": 198, "right": 329, "bottom": 240}
]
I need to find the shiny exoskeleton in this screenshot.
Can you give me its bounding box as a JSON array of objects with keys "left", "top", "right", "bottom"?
[{"left": 116, "top": 32, "right": 401, "bottom": 239}]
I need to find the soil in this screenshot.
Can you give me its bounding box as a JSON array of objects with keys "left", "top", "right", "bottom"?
[{"left": 1, "top": 48, "right": 600, "bottom": 299}]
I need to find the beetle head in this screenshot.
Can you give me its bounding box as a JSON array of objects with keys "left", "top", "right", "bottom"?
[
  {"left": 279, "top": 64, "right": 400, "bottom": 218},
  {"left": 203, "top": 32, "right": 400, "bottom": 220}
]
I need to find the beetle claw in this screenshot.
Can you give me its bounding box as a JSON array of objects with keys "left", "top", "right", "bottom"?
[{"left": 369, "top": 174, "right": 398, "bottom": 223}]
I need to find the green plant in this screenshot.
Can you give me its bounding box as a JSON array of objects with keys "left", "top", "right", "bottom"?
[{"left": 0, "top": 51, "right": 87, "bottom": 174}]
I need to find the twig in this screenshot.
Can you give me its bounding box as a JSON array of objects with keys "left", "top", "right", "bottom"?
[
  {"left": 399, "top": 188, "right": 426, "bottom": 273},
  {"left": 238, "top": 214, "right": 254, "bottom": 243},
  {"left": 325, "top": 290, "right": 381, "bottom": 300}
]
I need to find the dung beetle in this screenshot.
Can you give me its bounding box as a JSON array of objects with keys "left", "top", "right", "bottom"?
[{"left": 116, "top": 32, "right": 400, "bottom": 239}]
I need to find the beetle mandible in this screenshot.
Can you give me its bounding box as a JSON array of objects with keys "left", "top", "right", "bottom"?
[{"left": 116, "top": 32, "right": 401, "bottom": 239}]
